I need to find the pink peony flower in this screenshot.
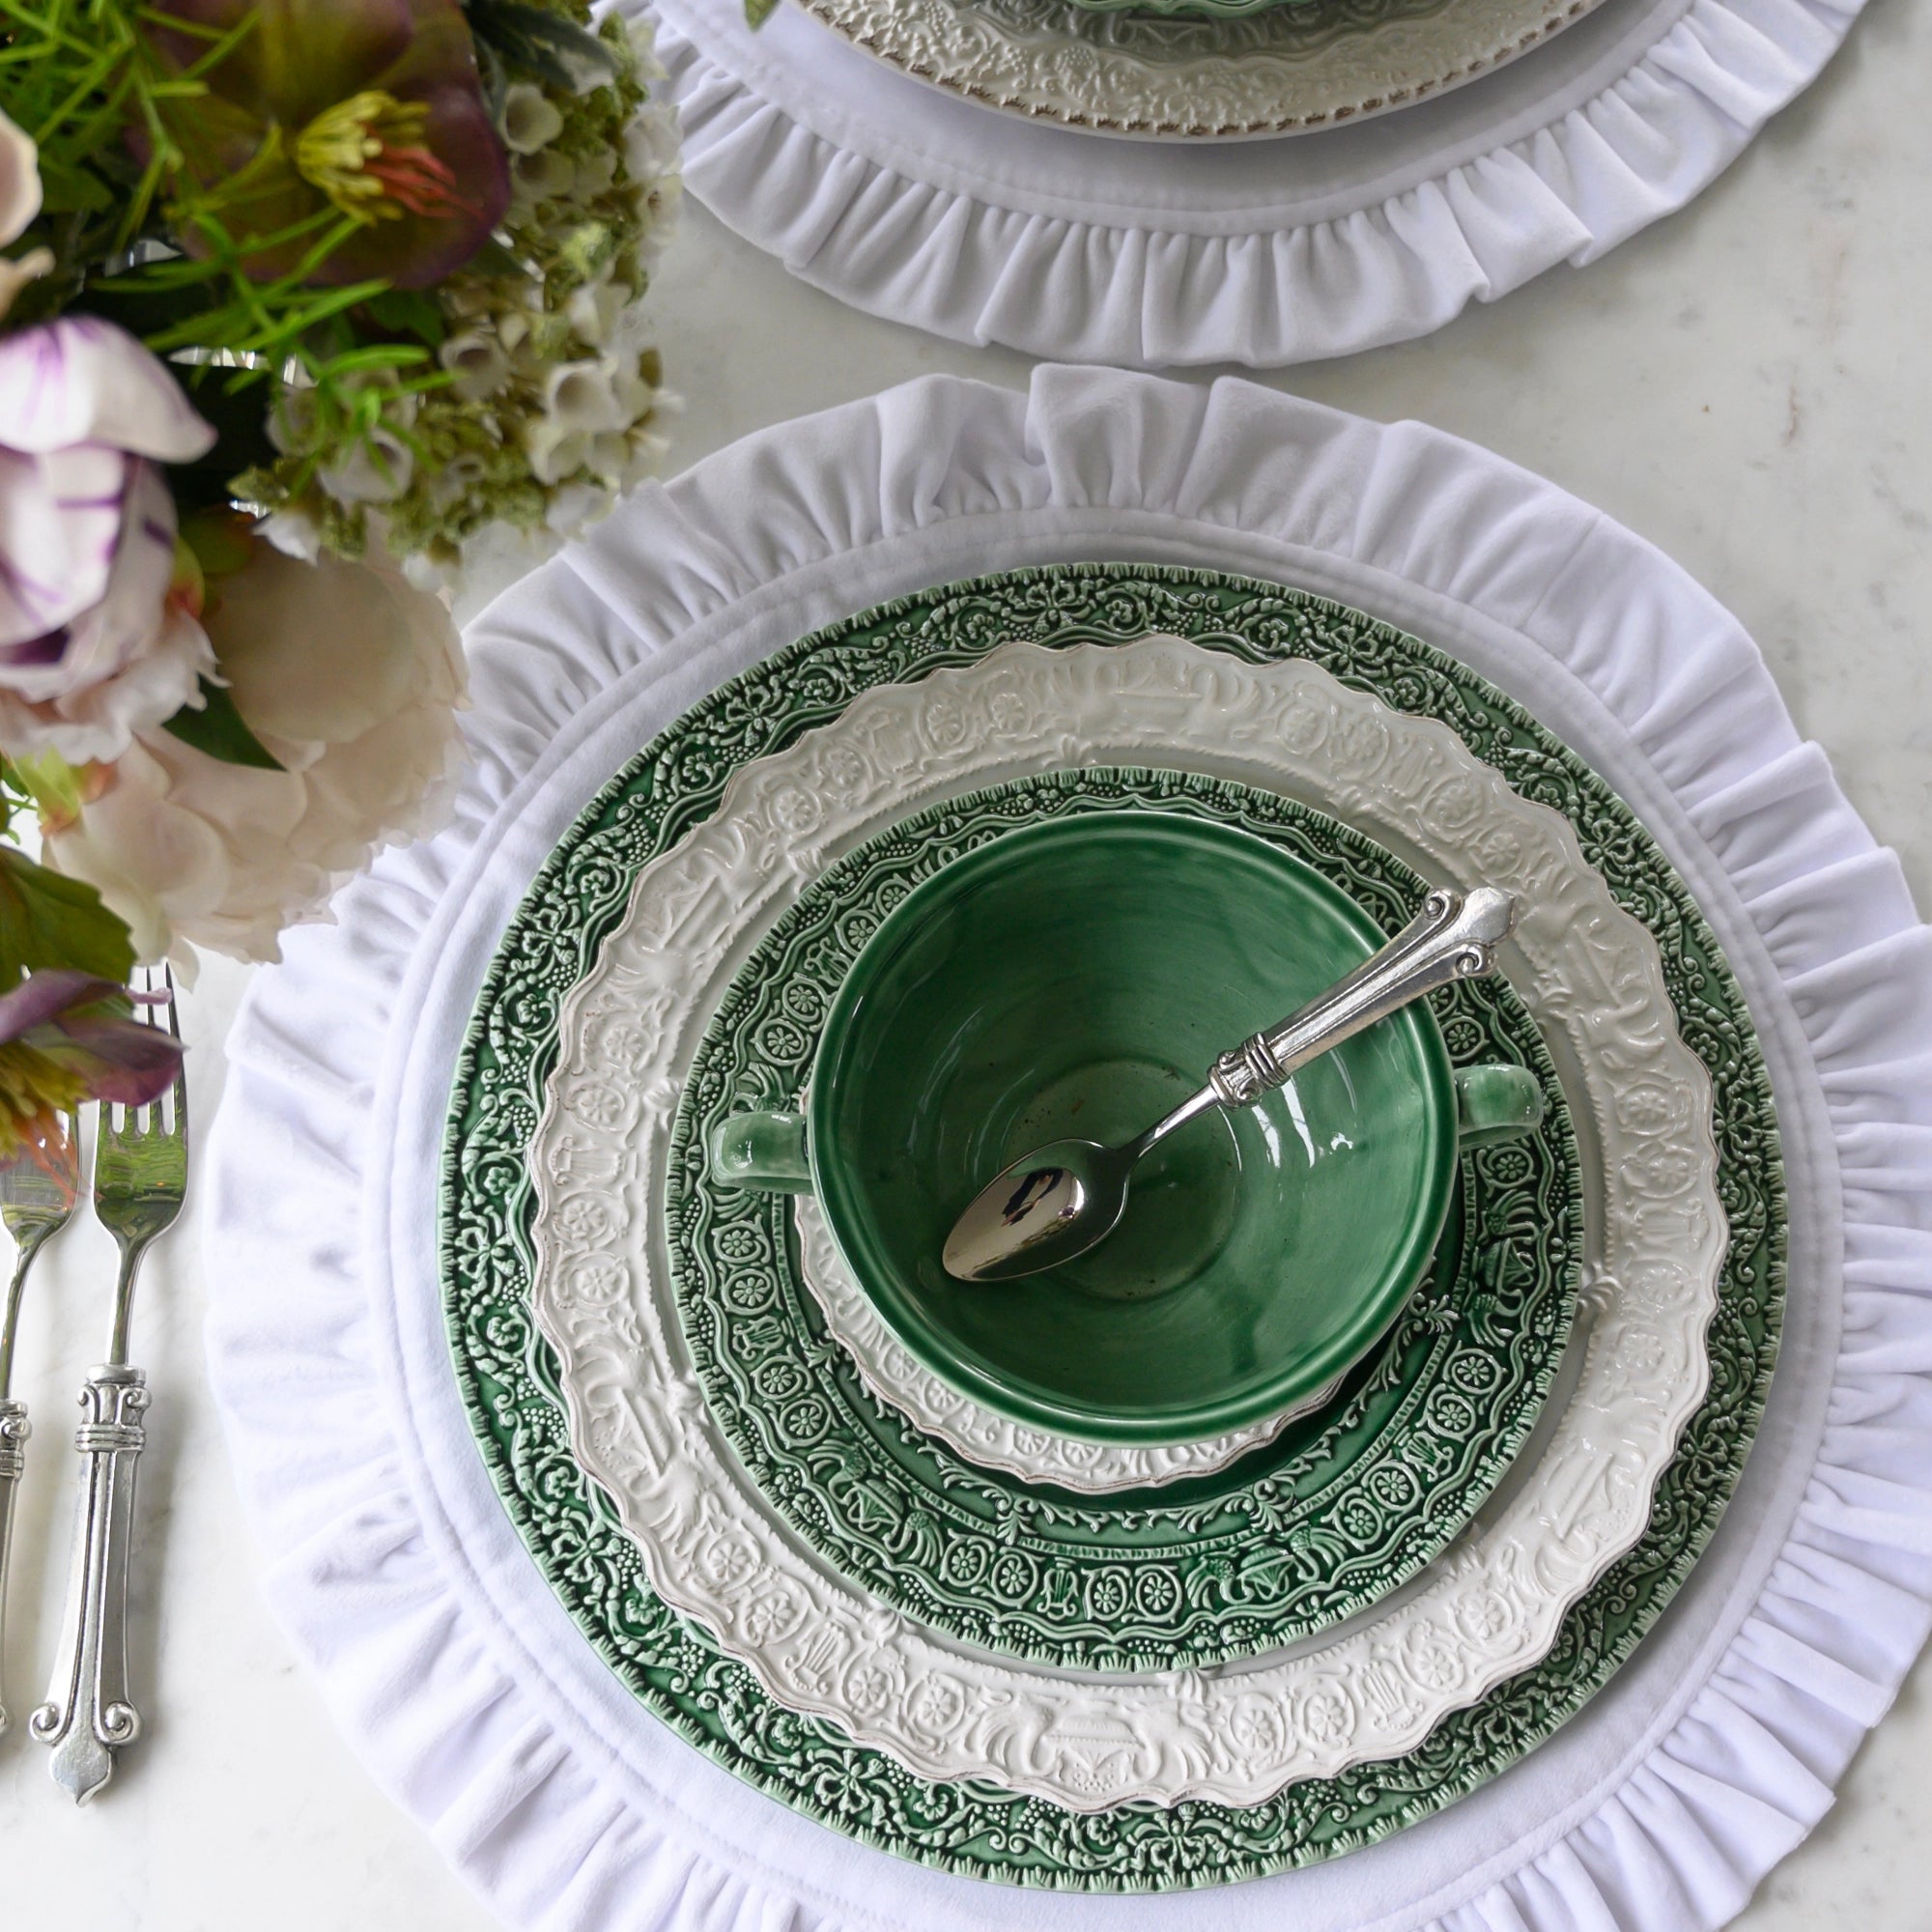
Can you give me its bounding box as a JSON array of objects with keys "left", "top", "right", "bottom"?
[
  {"left": 46, "top": 542, "right": 467, "bottom": 964},
  {"left": 0, "top": 318, "right": 217, "bottom": 762}
]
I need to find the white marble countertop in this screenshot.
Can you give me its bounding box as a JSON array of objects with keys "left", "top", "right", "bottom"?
[{"left": 1, "top": 0, "right": 1926, "bottom": 1918}]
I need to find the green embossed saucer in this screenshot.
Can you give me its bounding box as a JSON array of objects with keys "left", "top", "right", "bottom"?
[
  {"left": 665, "top": 768, "right": 1581, "bottom": 1670},
  {"left": 440, "top": 562, "right": 1782, "bottom": 1887}
]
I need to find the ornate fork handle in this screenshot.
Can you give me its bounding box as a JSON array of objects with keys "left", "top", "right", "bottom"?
[
  {"left": 30, "top": 1365, "right": 149, "bottom": 1803},
  {"left": 1209, "top": 887, "right": 1520, "bottom": 1106},
  {"left": 0, "top": 1394, "right": 26, "bottom": 1734}
]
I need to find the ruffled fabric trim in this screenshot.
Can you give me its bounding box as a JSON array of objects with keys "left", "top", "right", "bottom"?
[
  {"left": 206, "top": 366, "right": 1932, "bottom": 1932},
  {"left": 644, "top": 0, "right": 1862, "bottom": 367}
]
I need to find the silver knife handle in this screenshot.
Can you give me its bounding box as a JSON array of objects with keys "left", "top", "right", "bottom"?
[
  {"left": 0, "top": 1395, "right": 27, "bottom": 1735},
  {"left": 1208, "top": 887, "right": 1519, "bottom": 1107},
  {"left": 30, "top": 1364, "right": 148, "bottom": 1802}
]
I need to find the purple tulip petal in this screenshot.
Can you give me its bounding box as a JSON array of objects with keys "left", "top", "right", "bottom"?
[
  {"left": 0, "top": 458, "right": 180, "bottom": 701},
  {"left": 0, "top": 971, "right": 185, "bottom": 1111},
  {"left": 0, "top": 443, "right": 128, "bottom": 648},
  {"left": 0, "top": 626, "right": 70, "bottom": 668},
  {"left": 0, "top": 969, "right": 126, "bottom": 1042},
  {"left": 46, "top": 1009, "right": 185, "bottom": 1107},
  {"left": 0, "top": 319, "right": 215, "bottom": 463}
]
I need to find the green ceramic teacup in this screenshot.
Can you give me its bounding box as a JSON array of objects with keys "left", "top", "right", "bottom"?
[{"left": 708, "top": 812, "right": 1543, "bottom": 1446}]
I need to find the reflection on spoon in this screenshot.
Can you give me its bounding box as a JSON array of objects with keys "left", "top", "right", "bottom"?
[
  {"left": 941, "top": 1141, "right": 1112, "bottom": 1283},
  {"left": 1000, "top": 1167, "right": 1072, "bottom": 1225}
]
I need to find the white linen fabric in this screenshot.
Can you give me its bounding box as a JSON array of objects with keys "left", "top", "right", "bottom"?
[
  {"left": 205, "top": 366, "right": 1932, "bottom": 1932},
  {"left": 646, "top": 0, "right": 1863, "bottom": 367}
]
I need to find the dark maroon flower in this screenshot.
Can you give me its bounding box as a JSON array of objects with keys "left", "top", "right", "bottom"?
[{"left": 147, "top": 0, "right": 511, "bottom": 289}]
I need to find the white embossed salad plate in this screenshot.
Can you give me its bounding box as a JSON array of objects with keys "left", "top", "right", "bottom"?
[{"left": 525, "top": 635, "right": 1724, "bottom": 1810}]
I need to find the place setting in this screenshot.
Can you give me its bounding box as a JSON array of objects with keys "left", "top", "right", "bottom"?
[
  {"left": 645, "top": 0, "right": 1866, "bottom": 365},
  {"left": 174, "top": 349, "right": 1931, "bottom": 1932}
]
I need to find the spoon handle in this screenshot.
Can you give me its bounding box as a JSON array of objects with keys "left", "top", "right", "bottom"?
[{"left": 1207, "top": 886, "right": 1517, "bottom": 1108}]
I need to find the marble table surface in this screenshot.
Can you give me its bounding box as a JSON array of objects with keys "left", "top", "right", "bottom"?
[{"left": 0, "top": 0, "right": 1926, "bottom": 1919}]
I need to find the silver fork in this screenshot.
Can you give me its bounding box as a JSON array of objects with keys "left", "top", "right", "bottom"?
[
  {"left": 32, "top": 966, "right": 187, "bottom": 1802},
  {"left": 0, "top": 1114, "right": 81, "bottom": 1735}
]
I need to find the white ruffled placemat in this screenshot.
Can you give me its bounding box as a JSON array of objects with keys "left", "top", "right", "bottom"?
[
  {"left": 204, "top": 365, "right": 1932, "bottom": 1932},
  {"left": 646, "top": 0, "right": 1861, "bottom": 367}
]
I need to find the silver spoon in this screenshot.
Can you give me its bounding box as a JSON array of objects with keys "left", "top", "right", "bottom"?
[{"left": 942, "top": 885, "right": 1519, "bottom": 1284}]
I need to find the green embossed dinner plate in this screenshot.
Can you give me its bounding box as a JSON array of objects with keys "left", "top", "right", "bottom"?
[
  {"left": 440, "top": 563, "right": 1782, "bottom": 1887},
  {"left": 664, "top": 767, "right": 1580, "bottom": 1669}
]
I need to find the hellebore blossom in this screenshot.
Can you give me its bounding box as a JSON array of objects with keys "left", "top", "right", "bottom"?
[
  {"left": 146, "top": 0, "right": 510, "bottom": 289},
  {"left": 238, "top": 12, "right": 676, "bottom": 585},
  {"left": 0, "top": 318, "right": 217, "bottom": 763}
]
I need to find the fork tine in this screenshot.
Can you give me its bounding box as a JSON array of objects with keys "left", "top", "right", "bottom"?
[
  {"left": 135, "top": 962, "right": 186, "bottom": 1142},
  {"left": 153, "top": 962, "right": 180, "bottom": 1038},
  {"left": 161, "top": 964, "right": 185, "bottom": 1137},
  {"left": 101, "top": 966, "right": 184, "bottom": 1146}
]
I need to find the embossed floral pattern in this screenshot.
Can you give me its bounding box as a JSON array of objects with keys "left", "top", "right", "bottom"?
[
  {"left": 795, "top": 1199, "right": 1324, "bottom": 1490},
  {"left": 526, "top": 637, "right": 1727, "bottom": 1806},
  {"left": 440, "top": 564, "right": 1782, "bottom": 1884},
  {"left": 665, "top": 767, "right": 1579, "bottom": 1668},
  {"left": 798, "top": 0, "right": 1600, "bottom": 138}
]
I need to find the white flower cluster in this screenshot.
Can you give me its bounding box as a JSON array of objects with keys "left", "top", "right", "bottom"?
[
  {"left": 254, "top": 14, "right": 682, "bottom": 596},
  {"left": 423, "top": 16, "right": 681, "bottom": 580}
]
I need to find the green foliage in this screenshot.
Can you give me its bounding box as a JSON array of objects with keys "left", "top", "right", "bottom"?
[
  {"left": 0, "top": 846, "right": 133, "bottom": 988},
  {"left": 161, "top": 678, "right": 285, "bottom": 771},
  {"left": 0, "top": 759, "right": 137, "bottom": 988},
  {"left": 360, "top": 286, "right": 446, "bottom": 347},
  {"left": 466, "top": 0, "right": 617, "bottom": 98},
  {"left": 744, "top": 0, "right": 781, "bottom": 24},
  {"left": 0, "top": 2, "right": 419, "bottom": 461}
]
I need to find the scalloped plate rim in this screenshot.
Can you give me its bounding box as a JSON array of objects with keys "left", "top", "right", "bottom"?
[
  {"left": 437, "top": 558, "right": 1783, "bottom": 1886},
  {"left": 525, "top": 637, "right": 1724, "bottom": 1808}
]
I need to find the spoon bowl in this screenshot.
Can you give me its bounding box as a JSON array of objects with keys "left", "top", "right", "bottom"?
[{"left": 940, "top": 1140, "right": 1106, "bottom": 1283}]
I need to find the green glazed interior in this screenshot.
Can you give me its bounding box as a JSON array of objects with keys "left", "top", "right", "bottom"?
[{"left": 810, "top": 812, "right": 1457, "bottom": 1443}]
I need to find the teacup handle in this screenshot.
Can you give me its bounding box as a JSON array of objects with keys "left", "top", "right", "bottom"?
[
  {"left": 1208, "top": 887, "right": 1519, "bottom": 1108},
  {"left": 1453, "top": 1065, "right": 1545, "bottom": 1148},
  {"left": 711, "top": 1065, "right": 1542, "bottom": 1196},
  {"left": 709, "top": 1110, "right": 813, "bottom": 1194}
]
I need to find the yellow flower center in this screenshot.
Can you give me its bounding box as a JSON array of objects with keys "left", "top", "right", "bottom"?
[{"left": 295, "top": 91, "right": 468, "bottom": 225}]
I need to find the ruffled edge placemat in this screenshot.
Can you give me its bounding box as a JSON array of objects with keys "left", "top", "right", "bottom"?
[
  {"left": 645, "top": 0, "right": 1861, "bottom": 367},
  {"left": 205, "top": 366, "right": 1932, "bottom": 1932}
]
